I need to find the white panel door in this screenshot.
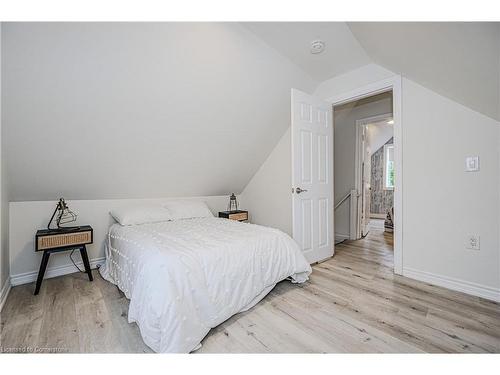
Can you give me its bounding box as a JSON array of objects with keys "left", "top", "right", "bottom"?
[{"left": 291, "top": 89, "right": 334, "bottom": 264}]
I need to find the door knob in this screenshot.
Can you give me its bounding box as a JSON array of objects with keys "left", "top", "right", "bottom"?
[{"left": 296, "top": 187, "right": 308, "bottom": 194}]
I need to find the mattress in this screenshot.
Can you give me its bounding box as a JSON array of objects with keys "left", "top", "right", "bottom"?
[{"left": 99, "top": 217, "right": 312, "bottom": 353}]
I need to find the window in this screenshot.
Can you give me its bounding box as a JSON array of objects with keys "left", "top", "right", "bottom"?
[{"left": 383, "top": 144, "right": 394, "bottom": 190}]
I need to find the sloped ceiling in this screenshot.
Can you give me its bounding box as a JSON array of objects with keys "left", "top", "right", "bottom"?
[
  {"left": 247, "top": 22, "right": 500, "bottom": 120},
  {"left": 2, "top": 23, "right": 315, "bottom": 201},
  {"left": 242, "top": 22, "right": 370, "bottom": 81},
  {"left": 366, "top": 121, "right": 393, "bottom": 157},
  {"left": 2, "top": 22, "right": 499, "bottom": 202},
  {"left": 348, "top": 22, "right": 500, "bottom": 120}
]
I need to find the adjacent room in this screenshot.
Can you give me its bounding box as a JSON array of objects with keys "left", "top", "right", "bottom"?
[
  {"left": 1, "top": 21, "right": 499, "bottom": 355},
  {"left": 333, "top": 91, "right": 395, "bottom": 278}
]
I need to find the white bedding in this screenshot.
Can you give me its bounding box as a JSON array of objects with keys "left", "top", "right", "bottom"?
[{"left": 99, "top": 217, "right": 312, "bottom": 353}]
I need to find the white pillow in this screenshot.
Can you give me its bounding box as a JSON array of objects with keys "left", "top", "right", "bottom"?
[
  {"left": 163, "top": 200, "right": 214, "bottom": 220},
  {"left": 110, "top": 205, "right": 173, "bottom": 226}
]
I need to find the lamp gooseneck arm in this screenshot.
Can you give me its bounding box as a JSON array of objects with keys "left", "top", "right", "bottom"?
[{"left": 47, "top": 204, "right": 59, "bottom": 230}]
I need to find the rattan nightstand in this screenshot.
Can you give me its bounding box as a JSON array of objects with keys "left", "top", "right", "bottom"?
[{"left": 34, "top": 225, "right": 93, "bottom": 295}]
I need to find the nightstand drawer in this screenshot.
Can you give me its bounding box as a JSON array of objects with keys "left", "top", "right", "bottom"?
[
  {"left": 219, "top": 210, "right": 248, "bottom": 222},
  {"left": 228, "top": 212, "right": 248, "bottom": 221},
  {"left": 35, "top": 226, "right": 93, "bottom": 251}
]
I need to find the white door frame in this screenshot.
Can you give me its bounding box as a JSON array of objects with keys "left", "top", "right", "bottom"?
[
  {"left": 355, "top": 113, "right": 393, "bottom": 239},
  {"left": 328, "top": 76, "right": 403, "bottom": 275}
]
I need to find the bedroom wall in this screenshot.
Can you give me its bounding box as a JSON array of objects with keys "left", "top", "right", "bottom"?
[
  {"left": 244, "top": 63, "right": 500, "bottom": 301},
  {"left": 314, "top": 63, "right": 395, "bottom": 99},
  {"left": 333, "top": 93, "right": 392, "bottom": 240},
  {"left": 8, "top": 196, "right": 235, "bottom": 286},
  {"left": 240, "top": 128, "right": 292, "bottom": 236},
  {"left": 1, "top": 22, "right": 315, "bottom": 202},
  {"left": 401, "top": 79, "right": 499, "bottom": 300},
  {"left": 0, "top": 23, "right": 10, "bottom": 310}
]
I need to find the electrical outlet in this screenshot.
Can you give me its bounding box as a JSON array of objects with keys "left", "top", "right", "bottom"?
[{"left": 466, "top": 235, "right": 480, "bottom": 250}]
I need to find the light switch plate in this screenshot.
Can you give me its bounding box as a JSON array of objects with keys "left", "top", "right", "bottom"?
[
  {"left": 465, "top": 156, "right": 479, "bottom": 172},
  {"left": 466, "top": 235, "right": 480, "bottom": 250}
]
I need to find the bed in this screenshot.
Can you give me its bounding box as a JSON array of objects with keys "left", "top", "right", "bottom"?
[{"left": 99, "top": 210, "right": 311, "bottom": 353}]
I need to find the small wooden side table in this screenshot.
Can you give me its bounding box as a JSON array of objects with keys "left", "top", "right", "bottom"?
[
  {"left": 218, "top": 210, "right": 249, "bottom": 222},
  {"left": 34, "top": 225, "right": 94, "bottom": 295}
]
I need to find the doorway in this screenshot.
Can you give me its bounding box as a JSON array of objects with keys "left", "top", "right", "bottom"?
[
  {"left": 328, "top": 77, "right": 402, "bottom": 275},
  {"left": 355, "top": 112, "right": 394, "bottom": 238}
]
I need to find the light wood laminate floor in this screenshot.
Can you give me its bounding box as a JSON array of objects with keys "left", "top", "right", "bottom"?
[{"left": 1, "top": 230, "right": 499, "bottom": 353}]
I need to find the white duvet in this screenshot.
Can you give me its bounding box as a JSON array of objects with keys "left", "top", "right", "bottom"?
[{"left": 99, "top": 217, "right": 312, "bottom": 353}]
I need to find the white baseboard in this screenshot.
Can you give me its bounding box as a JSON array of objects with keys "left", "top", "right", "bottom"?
[
  {"left": 403, "top": 267, "right": 500, "bottom": 303},
  {"left": 10, "top": 257, "right": 106, "bottom": 287},
  {"left": 0, "top": 277, "right": 12, "bottom": 312},
  {"left": 335, "top": 233, "right": 350, "bottom": 244}
]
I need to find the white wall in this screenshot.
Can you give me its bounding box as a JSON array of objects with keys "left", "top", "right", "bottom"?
[
  {"left": 9, "top": 196, "right": 233, "bottom": 286},
  {"left": 315, "top": 63, "right": 395, "bottom": 100},
  {"left": 2, "top": 22, "right": 315, "bottom": 202},
  {"left": 0, "top": 22, "right": 11, "bottom": 309},
  {"left": 316, "top": 65, "right": 500, "bottom": 300},
  {"left": 240, "top": 128, "right": 292, "bottom": 235},
  {"left": 497, "top": 27, "right": 500, "bottom": 289},
  {"left": 401, "top": 78, "right": 499, "bottom": 298},
  {"left": 333, "top": 94, "right": 392, "bottom": 239}
]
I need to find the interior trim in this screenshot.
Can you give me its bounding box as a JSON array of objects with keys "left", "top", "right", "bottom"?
[
  {"left": 0, "top": 277, "right": 12, "bottom": 312},
  {"left": 403, "top": 267, "right": 500, "bottom": 302},
  {"left": 10, "top": 256, "right": 105, "bottom": 287}
]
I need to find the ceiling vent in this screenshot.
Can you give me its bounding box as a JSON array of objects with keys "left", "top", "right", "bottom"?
[{"left": 310, "top": 40, "right": 325, "bottom": 54}]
